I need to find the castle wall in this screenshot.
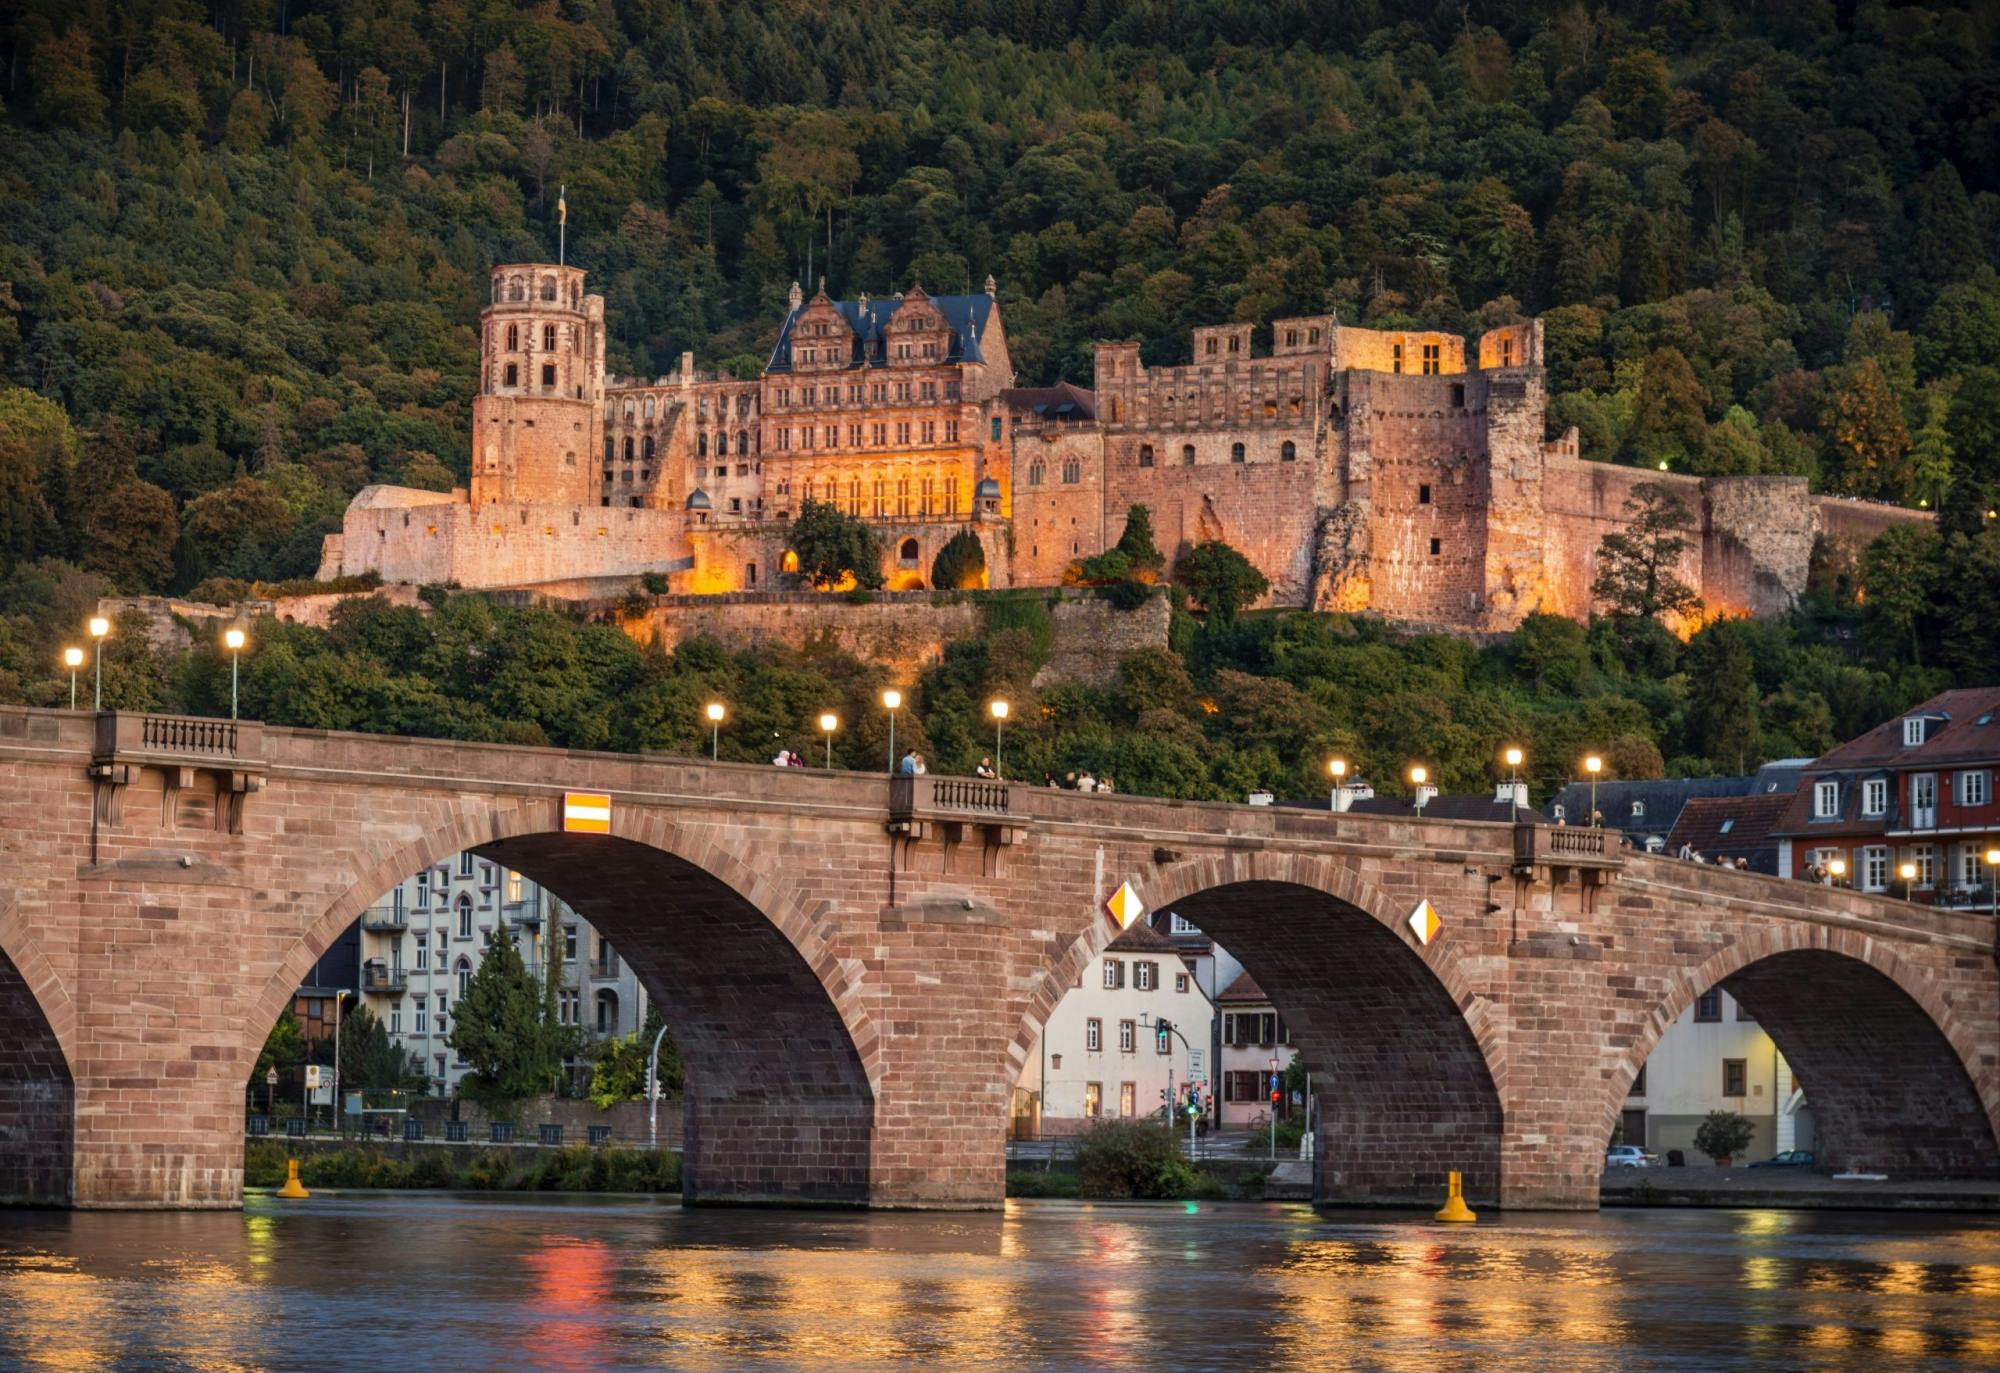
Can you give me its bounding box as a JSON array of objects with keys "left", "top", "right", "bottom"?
[
  {"left": 685, "top": 520, "right": 1011, "bottom": 595},
  {"left": 1539, "top": 461, "right": 1709, "bottom": 621},
  {"left": 624, "top": 590, "right": 1167, "bottom": 689},
  {"left": 325, "top": 497, "right": 689, "bottom": 589},
  {"left": 1702, "top": 477, "right": 1818, "bottom": 619},
  {"left": 1011, "top": 428, "right": 1108, "bottom": 584}
]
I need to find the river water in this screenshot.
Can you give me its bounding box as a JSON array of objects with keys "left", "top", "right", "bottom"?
[{"left": 0, "top": 1196, "right": 1995, "bottom": 1371}]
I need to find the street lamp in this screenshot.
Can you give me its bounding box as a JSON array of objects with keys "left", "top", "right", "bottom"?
[
  {"left": 62, "top": 647, "right": 83, "bottom": 710},
  {"left": 989, "top": 699, "right": 1009, "bottom": 780},
  {"left": 1328, "top": 757, "right": 1349, "bottom": 813},
  {"left": 818, "top": 712, "right": 839, "bottom": 769},
  {"left": 1409, "top": 764, "right": 1431, "bottom": 817},
  {"left": 88, "top": 615, "right": 110, "bottom": 710},
  {"left": 1583, "top": 754, "right": 1603, "bottom": 827},
  {"left": 882, "top": 689, "right": 902, "bottom": 772},
  {"left": 1985, "top": 848, "right": 2000, "bottom": 920},
  {"left": 223, "top": 627, "right": 247, "bottom": 721},
  {"left": 1503, "top": 745, "right": 1525, "bottom": 820},
  {"left": 331, "top": 989, "right": 351, "bottom": 1134},
  {"left": 705, "top": 701, "right": 725, "bottom": 760},
  {"left": 1827, "top": 857, "right": 1847, "bottom": 888},
  {"left": 1898, "top": 860, "right": 1919, "bottom": 902}
]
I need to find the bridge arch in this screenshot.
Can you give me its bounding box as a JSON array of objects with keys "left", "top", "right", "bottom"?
[
  {"left": 1595, "top": 926, "right": 2000, "bottom": 1178},
  {"left": 0, "top": 891, "right": 77, "bottom": 1205},
  {"left": 244, "top": 795, "right": 881, "bottom": 1204},
  {"left": 1027, "top": 849, "right": 1504, "bottom": 1202}
]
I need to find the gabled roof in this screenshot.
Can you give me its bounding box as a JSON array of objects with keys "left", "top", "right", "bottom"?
[
  {"left": 1216, "top": 970, "right": 1270, "bottom": 1004},
  {"left": 1106, "top": 919, "right": 1178, "bottom": 955},
  {"left": 1543, "top": 777, "right": 1756, "bottom": 835},
  {"left": 1665, "top": 793, "right": 1793, "bottom": 855},
  {"left": 766, "top": 288, "right": 998, "bottom": 372},
  {"left": 1811, "top": 687, "right": 2000, "bottom": 771}
]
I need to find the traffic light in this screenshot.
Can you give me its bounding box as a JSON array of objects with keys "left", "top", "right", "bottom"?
[
  {"left": 1270, "top": 1089, "right": 1281, "bottom": 1104},
  {"left": 1155, "top": 1023, "right": 1171, "bottom": 1053}
]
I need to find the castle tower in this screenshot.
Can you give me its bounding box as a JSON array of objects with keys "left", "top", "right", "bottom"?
[{"left": 471, "top": 263, "right": 605, "bottom": 507}]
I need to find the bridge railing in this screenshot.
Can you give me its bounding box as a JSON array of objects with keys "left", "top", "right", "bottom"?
[
  {"left": 93, "top": 711, "right": 264, "bottom": 768},
  {"left": 889, "top": 774, "right": 1013, "bottom": 822},
  {"left": 1513, "top": 822, "right": 1622, "bottom": 876}
]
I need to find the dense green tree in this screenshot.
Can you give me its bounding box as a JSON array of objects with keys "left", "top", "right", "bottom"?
[
  {"left": 1175, "top": 541, "right": 1268, "bottom": 621},
  {"left": 1684, "top": 624, "right": 1760, "bottom": 776},
  {"left": 788, "top": 498, "right": 882, "bottom": 590},
  {"left": 929, "top": 528, "right": 987, "bottom": 590},
  {"left": 1590, "top": 482, "right": 1701, "bottom": 624},
  {"left": 446, "top": 926, "right": 576, "bottom": 1111}
]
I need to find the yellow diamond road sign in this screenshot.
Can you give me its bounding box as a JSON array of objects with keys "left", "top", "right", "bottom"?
[
  {"left": 1407, "top": 899, "right": 1441, "bottom": 946},
  {"left": 1106, "top": 882, "right": 1146, "bottom": 929}
]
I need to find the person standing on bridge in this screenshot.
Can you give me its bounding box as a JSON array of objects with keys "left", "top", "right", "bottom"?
[{"left": 976, "top": 757, "right": 996, "bottom": 779}]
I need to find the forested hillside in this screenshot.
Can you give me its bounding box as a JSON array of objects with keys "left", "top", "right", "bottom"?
[{"left": 1, "top": 2, "right": 1998, "bottom": 788}]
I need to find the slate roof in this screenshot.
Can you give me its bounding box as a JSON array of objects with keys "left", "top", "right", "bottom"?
[
  {"left": 1664, "top": 794, "right": 1793, "bottom": 870},
  {"left": 1543, "top": 777, "right": 1759, "bottom": 838},
  {"left": 1001, "top": 381, "right": 1098, "bottom": 421},
  {"left": 765, "top": 289, "right": 997, "bottom": 372},
  {"left": 1771, "top": 686, "right": 2000, "bottom": 837}
]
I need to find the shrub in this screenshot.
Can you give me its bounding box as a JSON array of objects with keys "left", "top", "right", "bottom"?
[
  {"left": 243, "top": 1140, "right": 287, "bottom": 1187},
  {"left": 1104, "top": 578, "right": 1152, "bottom": 610},
  {"left": 930, "top": 528, "right": 987, "bottom": 590},
  {"left": 1071, "top": 1120, "right": 1197, "bottom": 1199},
  {"left": 458, "top": 1148, "right": 517, "bottom": 1190},
  {"left": 1273, "top": 1117, "right": 1307, "bottom": 1150},
  {"left": 408, "top": 1150, "right": 457, "bottom": 1188},
  {"left": 1693, "top": 1110, "right": 1756, "bottom": 1163}
]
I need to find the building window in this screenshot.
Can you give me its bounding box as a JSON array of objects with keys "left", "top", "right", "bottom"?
[
  {"left": 1175, "top": 973, "right": 1188, "bottom": 994},
  {"left": 1086, "top": 1018, "right": 1101, "bottom": 1052},
  {"left": 456, "top": 897, "right": 473, "bottom": 939},
  {"left": 504, "top": 363, "right": 518, "bottom": 386},
  {"left": 1134, "top": 961, "right": 1154, "bottom": 991},
  {"left": 1903, "top": 717, "right": 1926, "bottom": 746},
  {"left": 1862, "top": 845, "right": 1890, "bottom": 891},
  {"left": 1169, "top": 913, "right": 1197, "bottom": 935},
  {"left": 1102, "top": 960, "right": 1124, "bottom": 990},
  {"left": 505, "top": 324, "right": 519, "bottom": 351},
  {"left": 1450, "top": 382, "right": 1465, "bottom": 407},
  {"left": 1422, "top": 343, "right": 1440, "bottom": 374},
  {"left": 541, "top": 364, "right": 555, "bottom": 387},
  {"left": 1230, "top": 442, "right": 1245, "bottom": 463},
  {"left": 1722, "top": 1059, "right": 1747, "bottom": 1097},
  {"left": 1084, "top": 1083, "right": 1101, "bottom": 1118},
  {"left": 1629, "top": 1065, "right": 1647, "bottom": 1097},
  {"left": 1429, "top": 538, "right": 1441, "bottom": 556},
  {"left": 1630, "top": 800, "right": 1646, "bottom": 820},
  {"left": 1957, "top": 771, "right": 1990, "bottom": 806},
  {"left": 1813, "top": 781, "right": 1839, "bottom": 819},
  {"left": 1281, "top": 441, "right": 1296, "bottom": 461},
  {"left": 414, "top": 997, "right": 428, "bottom": 1036},
  {"left": 455, "top": 958, "right": 471, "bottom": 998},
  {"left": 1419, "top": 483, "right": 1431, "bottom": 505},
  {"left": 1138, "top": 444, "right": 1154, "bottom": 468},
  {"left": 1391, "top": 343, "right": 1403, "bottom": 374},
  {"left": 1694, "top": 990, "right": 1722, "bottom": 1022},
  {"left": 1118, "top": 1020, "right": 1135, "bottom": 1053},
  {"left": 1862, "top": 778, "right": 1887, "bottom": 817},
  {"left": 1910, "top": 843, "right": 1936, "bottom": 884},
  {"left": 1028, "top": 461, "right": 1045, "bottom": 486},
  {"left": 1061, "top": 458, "right": 1080, "bottom": 483},
  {"left": 1119, "top": 1082, "right": 1136, "bottom": 1117},
  {"left": 542, "top": 324, "right": 557, "bottom": 351},
  {"left": 390, "top": 1006, "right": 402, "bottom": 1035}
]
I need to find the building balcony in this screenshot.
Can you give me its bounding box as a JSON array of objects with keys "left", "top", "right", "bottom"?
[
  {"left": 361, "top": 908, "right": 409, "bottom": 934},
  {"left": 360, "top": 962, "right": 407, "bottom": 995},
  {"left": 1513, "top": 822, "right": 1623, "bottom": 884}
]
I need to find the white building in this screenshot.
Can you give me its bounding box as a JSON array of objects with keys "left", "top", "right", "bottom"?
[
  {"left": 1215, "top": 971, "right": 1301, "bottom": 1128},
  {"left": 356, "top": 852, "right": 649, "bottom": 1095},
  {"left": 1620, "top": 987, "right": 1812, "bottom": 1161},
  {"left": 1017, "top": 919, "right": 1214, "bottom": 1134}
]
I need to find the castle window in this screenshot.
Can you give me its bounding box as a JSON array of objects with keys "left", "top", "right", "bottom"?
[
  {"left": 1502, "top": 337, "right": 1515, "bottom": 367},
  {"left": 1109, "top": 398, "right": 1121, "bottom": 422},
  {"left": 944, "top": 475, "right": 957, "bottom": 512},
  {"left": 631, "top": 498, "right": 642, "bottom": 509},
  {"left": 1419, "top": 483, "right": 1431, "bottom": 505},
  {"left": 644, "top": 398, "right": 655, "bottom": 419},
  {"left": 509, "top": 277, "right": 524, "bottom": 302},
  {"left": 624, "top": 401, "right": 635, "bottom": 420},
  {"left": 899, "top": 539, "right": 920, "bottom": 567},
  {"left": 1451, "top": 383, "right": 1465, "bottom": 408},
  {"left": 782, "top": 550, "right": 799, "bottom": 573},
  {"left": 543, "top": 324, "right": 556, "bottom": 351},
  {"left": 897, "top": 476, "right": 911, "bottom": 517},
  {"left": 506, "top": 324, "right": 519, "bottom": 351},
  {"left": 504, "top": 364, "right": 518, "bottom": 386},
  {"left": 991, "top": 417, "right": 1002, "bottom": 441},
  {"left": 738, "top": 430, "right": 750, "bottom": 455},
  {"left": 1422, "top": 344, "right": 1440, "bottom": 375},
  {"left": 540, "top": 278, "right": 556, "bottom": 302},
  {"left": 1228, "top": 335, "right": 1240, "bottom": 353},
  {"left": 1182, "top": 444, "right": 1195, "bottom": 465},
  {"left": 1285, "top": 330, "right": 1298, "bottom": 347},
  {"left": 1062, "top": 459, "right": 1080, "bottom": 484},
  {"left": 1029, "top": 461, "right": 1045, "bottom": 486},
  {"left": 945, "top": 419, "right": 958, "bottom": 442},
  {"left": 1309, "top": 328, "right": 1320, "bottom": 344},
  {"left": 1429, "top": 538, "right": 1441, "bottom": 556},
  {"left": 1205, "top": 338, "right": 1217, "bottom": 356},
  {"left": 541, "top": 364, "right": 555, "bottom": 388},
  {"left": 604, "top": 439, "right": 614, "bottom": 464},
  {"left": 747, "top": 563, "right": 757, "bottom": 587},
  {"left": 698, "top": 433, "right": 707, "bottom": 457},
  {"left": 1139, "top": 445, "right": 1154, "bottom": 468},
  {"left": 847, "top": 480, "right": 861, "bottom": 516},
  {"left": 1281, "top": 441, "right": 1296, "bottom": 462},
  {"left": 643, "top": 436, "right": 655, "bottom": 461},
  {"left": 716, "top": 433, "right": 727, "bottom": 457},
  {"left": 1230, "top": 443, "right": 1245, "bottom": 464},
  {"left": 1392, "top": 343, "right": 1404, "bottom": 374},
  {"left": 873, "top": 478, "right": 886, "bottom": 516}
]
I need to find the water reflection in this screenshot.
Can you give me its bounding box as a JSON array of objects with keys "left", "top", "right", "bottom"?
[{"left": 0, "top": 1198, "right": 1996, "bottom": 1370}]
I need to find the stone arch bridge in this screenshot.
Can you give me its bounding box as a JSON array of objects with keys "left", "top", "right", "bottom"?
[{"left": 1, "top": 706, "right": 1995, "bottom": 1210}]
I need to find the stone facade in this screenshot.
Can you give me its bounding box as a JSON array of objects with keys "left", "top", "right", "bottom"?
[
  {"left": 2, "top": 706, "right": 1994, "bottom": 1210},
  {"left": 319, "top": 261, "right": 1929, "bottom": 633}
]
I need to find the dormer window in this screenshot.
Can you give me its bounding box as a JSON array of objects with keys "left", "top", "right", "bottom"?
[
  {"left": 1861, "top": 778, "right": 1888, "bottom": 817},
  {"left": 1902, "top": 717, "right": 1926, "bottom": 746},
  {"left": 1629, "top": 800, "right": 1645, "bottom": 820},
  {"left": 1813, "top": 780, "right": 1840, "bottom": 819}
]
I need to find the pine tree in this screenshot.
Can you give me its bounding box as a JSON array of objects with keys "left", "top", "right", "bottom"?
[
  {"left": 447, "top": 925, "right": 567, "bottom": 1111},
  {"left": 1114, "top": 504, "right": 1164, "bottom": 578},
  {"left": 1591, "top": 482, "right": 1702, "bottom": 624},
  {"left": 929, "top": 527, "right": 987, "bottom": 589}
]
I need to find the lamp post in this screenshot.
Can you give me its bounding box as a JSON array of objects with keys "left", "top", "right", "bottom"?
[
  {"left": 819, "top": 712, "right": 839, "bottom": 769},
  {"left": 223, "top": 627, "right": 247, "bottom": 720},
  {"left": 646, "top": 1019, "right": 672, "bottom": 1150},
  {"left": 62, "top": 647, "right": 83, "bottom": 710},
  {"left": 705, "top": 702, "right": 725, "bottom": 760},
  {"left": 88, "top": 616, "right": 110, "bottom": 710},
  {"left": 1985, "top": 848, "right": 1999, "bottom": 921},
  {"left": 989, "top": 699, "right": 1009, "bottom": 780},
  {"left": 882, "top": 689, "right": 902, "bottom": 772},
  {"left": 331, "top": 989, "right": 351, "bottom": 1134},
  {"left": 1898, "top": 860, "right": 1919, "bottom": 902},
  {"left": 1328, "top": 757, "right": 1349, "bottom": 813},
  {"left": 1584, "top": 754, "right": 1603, "bottom": 827},
  {"left": 1503, "top": 745, "right": 1525, "bottom": 821},
  {"left": 1827, "top": 857, "right": 1847, "bottom": 889},
  {"left": 1409, "top": 764, "right": 1431, "bottom": 817}
]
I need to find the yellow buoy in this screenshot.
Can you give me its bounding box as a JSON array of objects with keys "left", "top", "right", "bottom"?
[
  {"left": 275, "top": 1158, "right": 310, "bottom": 1199},
  {"left": 1433, "top": 1169, "right": 1476, "bottom": 1224}
]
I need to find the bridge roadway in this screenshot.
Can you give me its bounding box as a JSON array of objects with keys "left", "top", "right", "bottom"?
[{"left": 0, "top": 706, "right": 1994, "bottom": 1209}]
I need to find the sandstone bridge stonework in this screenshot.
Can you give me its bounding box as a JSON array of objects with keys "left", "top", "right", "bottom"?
[{"left": 1, "top": 705, "right": 1995, "bottom": 1210}]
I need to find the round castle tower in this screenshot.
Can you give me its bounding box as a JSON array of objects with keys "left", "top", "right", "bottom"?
[{"left": 471, "top": 263, "right": 605, "bottom": 507}]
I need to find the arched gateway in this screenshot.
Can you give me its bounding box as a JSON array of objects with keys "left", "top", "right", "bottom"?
[{"left": 0, "top": 705, "right": 1994, "bottom": 1209}]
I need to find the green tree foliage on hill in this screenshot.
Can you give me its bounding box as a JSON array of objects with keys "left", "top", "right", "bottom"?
[{"left": 0, "top": 0, "right": 1996, "bottom": 615}]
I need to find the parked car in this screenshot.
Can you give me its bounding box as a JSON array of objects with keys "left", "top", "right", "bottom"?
[
  {"left": 1747, "top": 1149, "right": 1816, "bottom": 1169},
  {"left": 1605, "top": 1145, "right": 1651, "bottom": 1167}
]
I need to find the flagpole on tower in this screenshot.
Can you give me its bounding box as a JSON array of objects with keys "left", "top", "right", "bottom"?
[{"left": 558, "top": 184, "right": 567, "bottom": 266}]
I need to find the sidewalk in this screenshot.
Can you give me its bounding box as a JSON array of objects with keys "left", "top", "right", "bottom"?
[{"left": 1601, "top": 1165, "right": 2000, "bottom": 1212}]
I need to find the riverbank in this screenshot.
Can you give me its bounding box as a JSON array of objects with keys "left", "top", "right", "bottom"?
[
  {"left": 1602, "top": 1165, "right": 2000, "bottom": 1213},
  {"left": 246, "top": 1139, "right": 678, "bottom": 1194}
]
